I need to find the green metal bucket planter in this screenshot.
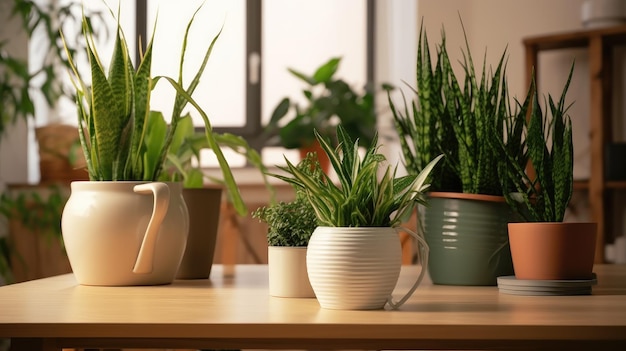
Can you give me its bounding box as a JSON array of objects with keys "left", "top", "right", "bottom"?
[{"left": 419, "top": 192, "right": 515, "bottom": 286}]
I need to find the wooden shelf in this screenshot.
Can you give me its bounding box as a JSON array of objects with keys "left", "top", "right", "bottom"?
[
  {"left": 524, "top": 25, "right": 626, "bottom": 263},
  {"left": 607, "top": 181, "right": 626, "bottom": 190},
  {"left": 573, "top": 180, "right": 626, "bottom": 190}
]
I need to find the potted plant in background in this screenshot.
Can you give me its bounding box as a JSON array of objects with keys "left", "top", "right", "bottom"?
[
  {"left": 0, "top": 185, "right": 70, "bottom": 284},
  {"left": 59, "top": 5, "right": 245, "bottom": 286},
  {"left": 264, "top": 57, "right": 377, "bottom": 171},
  {"left": 252, "top": 153, "right": 319, "bottom": 298},
  {"left": 0, "top": 0, "right": 101, "bottom": 183},
  {"left": 497, "top": 67, "right": 596, "bottom": 282},
  {"left": 274, "top": 125, "right": 442, "bottom": 310},
  {"left": 389, "top": 22, "right": 526, "bottom": 286},
  {"left": 156, "top": 114, "right": 271, "bottom": 280}
]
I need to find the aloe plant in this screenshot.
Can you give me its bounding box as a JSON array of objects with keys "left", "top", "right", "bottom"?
[
  {"left": 498, "top": 66, "right": 575, "bottom": 222},
  {"left": 61, "top": 5, "right": 246, "bottom": 215},
  {"left": 273, "top": 125, "right": 443, "bottom": 228}
]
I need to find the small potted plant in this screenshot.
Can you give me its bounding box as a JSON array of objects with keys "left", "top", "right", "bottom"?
[
  {"left": 273, "top": 125, "right": 442, "bottom": 310},
  {"left": 498, "top": 67, "right": 596, "bottom": 281},
  {"left": 59, "top": 5, "right": 245, "bottom": 286},
  {"left": 252, "top": 153, "right": 319, "bottom": 298},
  {"left": 155, "top": 114, "right": 270, "bottom": 280},
  {"left": 264, "top": 57, "right": 377, "bottom": 170}
]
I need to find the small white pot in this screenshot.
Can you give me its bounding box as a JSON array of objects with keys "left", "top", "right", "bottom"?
[
  {"left": 268, "top": 246, "right": 315, "bottom": 298},
  {"left": 307, "top": 226, "right": 429, "bottom": 310}
]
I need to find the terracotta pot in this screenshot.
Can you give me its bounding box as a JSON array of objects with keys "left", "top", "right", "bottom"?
[
  {"left": 299, "top": 140, "right": 330, "bottom": 173},
  {"left": 36, "top": 124, "right": 89, "bottom": 183},
  {"left": 268, "top": 246, "right": 315, "bottom": 298},
  {"left": 420, "top": 192, "right": 516, "bottom": 286},
  {"left": 508, "top": 222, "right": 597, "bottom": 280},
  {"left": 176, "top": 187, "right": 222, "bottom": 279},
  {"left": 62, "top": 181, "right": 189, "bottom": 286}
]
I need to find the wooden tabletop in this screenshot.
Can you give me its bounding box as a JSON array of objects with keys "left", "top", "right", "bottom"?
[{"left": 1, "top": 264, "right": 625, "bottom": 350}]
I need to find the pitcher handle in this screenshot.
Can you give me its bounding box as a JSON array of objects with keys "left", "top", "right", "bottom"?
[
  {"left": 386, "top": 226, "right": 429, "bottom": 310},
  {"left": 132, "top": 182, "right": 170, "bottom": 274}
]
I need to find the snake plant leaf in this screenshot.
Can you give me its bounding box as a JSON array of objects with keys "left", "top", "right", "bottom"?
[
  {"left": 143, "top": 111, "right": 167, "bottom": 181},
  {"left": 85, "top": 35, "right": 119, "bottom": 180},
  {"left": 153, "top": 75, "right": 246, "bottom": 216},
  {"left": 128, "top": 21, "right": 156, "bottom": 178}
]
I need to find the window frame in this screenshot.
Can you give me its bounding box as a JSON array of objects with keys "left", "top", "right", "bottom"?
[{"left": 134, "top": 0, "right": 375, "bottom": 151}]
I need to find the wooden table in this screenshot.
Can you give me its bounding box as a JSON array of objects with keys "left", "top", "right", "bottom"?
[{"left": 1, "top": 264, "right": 625, "bottom": 350}]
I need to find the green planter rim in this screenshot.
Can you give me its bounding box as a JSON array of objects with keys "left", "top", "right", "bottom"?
[{"left": 428, "top": 191, "right": 507, "bottom": 203}]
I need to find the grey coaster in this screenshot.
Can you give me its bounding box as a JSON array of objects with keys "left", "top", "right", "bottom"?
[{"left": 497, "top": 274, "right": 597, "bottom": 296}]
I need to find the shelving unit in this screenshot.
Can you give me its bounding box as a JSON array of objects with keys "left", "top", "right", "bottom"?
[{"left": 524, "top": 25, "right": 626, "bottom": 263}]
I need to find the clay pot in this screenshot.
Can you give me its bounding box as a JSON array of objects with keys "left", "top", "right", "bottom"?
[{"left": 508, "top": 222, "right": 597, "bottom": 280}]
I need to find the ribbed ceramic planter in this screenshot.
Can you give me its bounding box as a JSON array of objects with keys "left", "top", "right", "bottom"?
[
  {"left": 509, "top": 222, "right": 597, "bottom": 280},
  {"left": 62, "top": 181, "right": 189, "bottom": 286},
  {"left": 306, "top": 226, "right": 428, "bottom": 310},
  {"left": 420, "top": 192, "right": 515, "bottom": 286},
  {"left": 268, "top": 246, "right": 315, "bottom": 298}
]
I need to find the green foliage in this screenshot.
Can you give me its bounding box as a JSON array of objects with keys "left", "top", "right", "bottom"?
[
  {"left": 273, "top": 125, "right": 443, "bottom": 228},
  {"left": 0, "top": 185, "right": 68, "bottom": 284},
  {"left": 157, "top": 114, "right": 275, "bottom": 204},
  {"left": 389, "top": 20, "right": 523, "bottom": 196},
  {"left": 252, "top": 154, "right": 320, "bottom": 246},
  {"left": 0, "top": 236, "right": 11, "bottom": 284},
  {"left": 0, "top": 0, "right": 102, "bottom": 141},
  {"left": 498, "top": 66, "right": 575, "bottom": 222},
  {"left": 62, "top": 4, "right": 247, "bottom": 215},
  {"left": 387, "top": 25, "right": 459, "bottom": 192},
  {"left": 265, "top": 57, "right": 377, "bottom": 150}
]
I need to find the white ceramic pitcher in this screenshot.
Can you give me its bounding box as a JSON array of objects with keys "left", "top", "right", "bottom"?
[{"left": 61, "top": 181, "right": 189, "bottom": 286}]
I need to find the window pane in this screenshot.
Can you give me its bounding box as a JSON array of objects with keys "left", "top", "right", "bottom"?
[
  {"left": 146, "top": 0, "right": 246, "bottom": 128},
  {"left": 262, "top": 0, "right": 367, "bottom": 123},
  {"left": 261, "top": 0, "right": 367, "bottom": 166}
]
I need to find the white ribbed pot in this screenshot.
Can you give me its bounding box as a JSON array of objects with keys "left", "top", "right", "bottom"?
[
  {"left": 62, "top": 181, "right": 189, "bottom": 286},
  {"left": 307, "top": 226, "right": 429, "bottom": 310}
]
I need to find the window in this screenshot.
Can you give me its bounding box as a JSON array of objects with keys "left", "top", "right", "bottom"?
[
  {"left": 57, "top": 0, "right": 373, "bottom": 168},
  {"left": 137, "top": 0, "right": 373, "bottom": 167}
]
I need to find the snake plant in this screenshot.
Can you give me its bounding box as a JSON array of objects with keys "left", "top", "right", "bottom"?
[
  {"left": 272, "top": 125, "right": 443, "bottom": 228},
  {"left": 389, "top": 21, "right": 522, "bottom": 196},
  {"left": 498, "top": 66, "right": 575, "bottom": 222},
  {"left": 61, "top": 5, "right": 246, "bottom": 215},
  {"left": 388, "top": 24, "right": 459, "bottom": 192}
]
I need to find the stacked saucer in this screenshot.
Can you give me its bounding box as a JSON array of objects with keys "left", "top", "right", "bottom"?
[{"left": 497, "top": 274, "right": 597, "bottom": 296}]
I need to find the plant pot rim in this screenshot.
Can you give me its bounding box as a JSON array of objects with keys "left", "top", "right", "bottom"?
[
  {"left": 428, "top": 191, "right": 506, "bottom": 203},
  {"left": 508, "top": 222, "right": 598, "bottom": 226},
  {"left": 70, "top": 180, "right": 182, "bottom": 183},
  {"left": 268, "top": 245, "right": 308, "bottom": 249}
]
